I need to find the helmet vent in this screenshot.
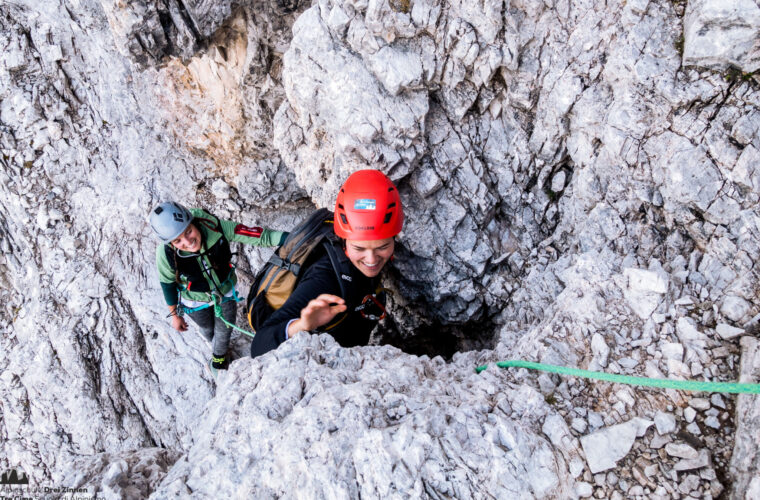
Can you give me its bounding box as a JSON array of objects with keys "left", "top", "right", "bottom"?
[
  {"left": 388, "top": 187, "right": 394, "bottom": 192},
  {"left": 383, "top": 212, "right": 392, "bottom": 224},
  {"left": 338, "top": 204, "right": 344, "bottom": 210},
  {"left": 154, "top": 207, "right": 163, "bottom": 214},
  {"left": 340, "top": 213, "right": 348, "bottom": 224},
  {"left": 387, "top": 202, "right": 396, "bottom": 209}
]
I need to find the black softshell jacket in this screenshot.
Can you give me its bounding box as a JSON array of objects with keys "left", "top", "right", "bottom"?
[{"left": 250, "top": 247, "right": 382, "bottom": 358}]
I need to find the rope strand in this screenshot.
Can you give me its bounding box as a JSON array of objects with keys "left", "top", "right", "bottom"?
[{"left": 476, "top": 360, "right": 760, "bottom": 394}]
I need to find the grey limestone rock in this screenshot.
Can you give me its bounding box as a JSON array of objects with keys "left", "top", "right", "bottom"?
[
  {"left": 147, "top": 334, "right": 575, "bottom": 498},
  {"left": 674, "top": 449, "right": 711, "bottom": 472},
  {"left": 621, "top": 267, "right": 668, "bottom": 320},
  {"left": 1, "top": 0, "right": 760, "bottom": 497},
  {"left": 580, "top": 418, "right": 652, "bottom": 474},
  {"left": 685, "top": 407, "right": 698, "bottom": 423},
  {"left": 60, "top": 448, "right": 180, "bottom": 499},
  {"left": 689, "top": 397, "right": 712, "bottom": 411},
  {"left": 716, "top": 323, "right": 745, "bottom": 340},
  {"left": 683, "top": 0, "right": 760, "bottom": 72},
  {"left": 575, "top": 480, "right": 593, "bottom": 498},
  {"left": 100, "top": 0, "right": 237, "bottom": 64},
  {"left": 666, "top": 443, "right": 700, "bottom": 460},
  {"left": 654, "top": 412, "right": 676, "bottom": 435},
  {"left": 729, "top": 337, "right": 760, "bottom": 499}
]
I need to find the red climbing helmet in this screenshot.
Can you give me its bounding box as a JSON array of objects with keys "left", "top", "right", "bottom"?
[{"left": 334, "top": 169, "right": 404, "bottom": 240}]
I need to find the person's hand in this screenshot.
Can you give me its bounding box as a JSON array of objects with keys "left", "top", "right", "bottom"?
[
  {"left": 171, "top": 314, "right": 188, "bottom": 332},
  {"left": 288, "top": 294, "right": 346, "bottom": 338}
]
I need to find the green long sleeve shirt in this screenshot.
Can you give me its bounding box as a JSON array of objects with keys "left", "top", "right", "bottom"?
[{"left": 156, "top": 208, "right": 287, "bottom": 306}]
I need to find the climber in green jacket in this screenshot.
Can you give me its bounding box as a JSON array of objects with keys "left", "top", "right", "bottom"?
[{"left": 149, "top": 202, "right": 287, "bottom": 377}]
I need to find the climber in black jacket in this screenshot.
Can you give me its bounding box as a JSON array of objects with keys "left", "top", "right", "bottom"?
[{"left": 250, "top": 170, "right": 403, "bottom": 358}]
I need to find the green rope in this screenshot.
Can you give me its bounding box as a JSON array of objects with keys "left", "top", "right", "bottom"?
[
  {"left": 212, "top": 294, "right": 256, "bottom": 339},
  {"left": 476, "top": 360, "right": 760, "bottom": 394},
  {"left": 174, "top": 264, "right": 257, "bottom": 339}
]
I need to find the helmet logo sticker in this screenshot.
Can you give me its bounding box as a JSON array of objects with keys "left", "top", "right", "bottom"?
[{"left": 354, "top": 199, "right": 376, "bottom": 210}]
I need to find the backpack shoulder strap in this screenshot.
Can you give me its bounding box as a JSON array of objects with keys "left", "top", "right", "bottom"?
[
  {"left": 321, "top": 232, "right": 361, "bottom": 311},
  {"left": 194, "top": 211, "right": 224, "bottom": 234},
  {"left": 321, "top": 238, "right": 368, "bottom": 332},
  {"left": 247, "top": 208, "right": 337, "bottom": 317}
]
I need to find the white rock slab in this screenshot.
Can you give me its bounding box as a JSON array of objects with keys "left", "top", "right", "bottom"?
[
  {"left": 683, "top": 0, "right": 760, "bottom": 72},
  {"left": 676, "top": 318, "right": 709, "bottom": 354},
  {"left": 716, "top": 323, "right": 745, "bottom": 340},
  {"left": 575, "top": 481, "right": 593, "bottom": 498},
  {"left": 654, "top": 412, "right": 676, "bottom": 435},
  {"left": 580, "top": 418, "right": 653, "bottom": 473},
  {"left": 729, "top": 337, "right": 760, "bottom": 498},
  {"left": 621, "top": 268, "right": 668, "bottom": 319},
  {"left": 721, "top": 295, "right": 752, "bottom": 323},
  {"left": 666, "top": 443, "right": 699, "bottom": 459},
  {"left": 689, "top": 398, "right": 711, "bottom": 411},
  {"left": 662, "top": 342, "right": 684, "bottom": 361},
  {"left": 674, "top": 450, "right": 711, "bottom": 471},
  {"left": 685, "top": 407, "right": 697, "bottom": 423},
  {"left": 211, "top": 179, "right": 230, "bottom": 199},
  {"left": 591, "top": 333, "right": 610, "bottom": 368}
]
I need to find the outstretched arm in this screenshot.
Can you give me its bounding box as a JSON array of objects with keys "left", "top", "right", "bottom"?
[
  {"left": 220, "top": 217, "right": 288, "bottom": 247},
  {"left": 156, "top": 245, "right": 186, "bottom": 332},
  {"left": 250, "top": 252, "right": 343, "bottom": 358}
]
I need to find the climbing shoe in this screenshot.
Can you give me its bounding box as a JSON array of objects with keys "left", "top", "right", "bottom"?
[
  {"left": 206, "top": 354, "right": 229, "bottom": 380},
  {"left": 211, "top": 354, "right": 229, "bottom": 370}
]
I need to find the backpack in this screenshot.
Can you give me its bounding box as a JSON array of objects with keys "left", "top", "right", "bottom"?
[{"left": 246, "top": 208, "right": 357, "bottom": 332}]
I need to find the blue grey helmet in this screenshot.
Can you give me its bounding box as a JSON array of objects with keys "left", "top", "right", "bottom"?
[{"left": 149, "top": 202, "right": 194, "bottom": 243}]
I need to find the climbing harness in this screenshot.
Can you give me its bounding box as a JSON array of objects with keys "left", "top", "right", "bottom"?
[
  {"left": 178, "top": 290, "right": 256, "bottom": 339},
  {"left": 476, "top": 360, "right": 760, "bottom": 394},
  {"left": 211, "top": 292, "right": 256, "bottom": 339},
  {"left": 176, "top": 290, "right": 256, "bottom": 339},
  {"left": 176, "top": 263, "right": 257, "bottom": 339}
]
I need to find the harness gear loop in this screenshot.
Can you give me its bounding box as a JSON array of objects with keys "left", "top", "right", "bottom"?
[{"left": 175, "top": 271, "right": 257, "bottom": 339}]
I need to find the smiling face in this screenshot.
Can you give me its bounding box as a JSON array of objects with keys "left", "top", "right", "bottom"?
[
  {"left": 171, "top": 223, "right": 202, "bottom": 253},
  {"left": 344, "top": 237, "right": 395, "bottom": 278}
]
